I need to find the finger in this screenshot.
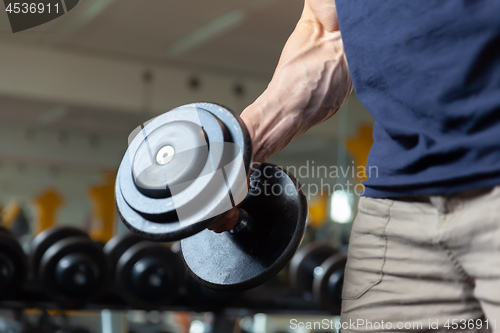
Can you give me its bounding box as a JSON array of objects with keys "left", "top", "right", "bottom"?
[
  {"left": 218, "top": 216, "right": 240, "bottom": 232},
  {"left": 208, "top": 208, "right": 239, "bottom": 232},
  {"left": 210, "top": 221, "right": 236, "bottom": 233},
  {"left": 210, "top": 219, "right": 238, "bottom": 233}
]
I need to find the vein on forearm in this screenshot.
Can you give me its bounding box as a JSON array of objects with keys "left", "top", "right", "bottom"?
[{"left": 241, "top": 20, "right": 353, "bottom": 163}]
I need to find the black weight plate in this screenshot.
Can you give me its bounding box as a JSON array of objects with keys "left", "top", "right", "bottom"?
[
  {"left": 30, "top": 227, "right": 88, "bottom": 277},
  {"left": 115, "top": 242, "right": 183, "bottom": 308},
  {"left": 289, "top": 243, "right": 338, "bottom": 293},
  {"left": 181, "top": 163, "right": 307, "bottom": 291},
  {"left": 0, "top": 233, "right": 27, "bottom": 292},
  {"left": 119, "top": 107, "right": 226, "bottom": 218},
  {"left": 190, "top": 102, "right": 252, "bottom": 175},
  {"left": 117, "top": 108, "right": 227, "bottom": 240},
  {"left": 103, "top": 233, "right": 143, "bottom": 275},
  {"left": 132, "top": 120, "right": 209, "bottom": 198},
  {"left": 0, "top": 253, "right": 14, "bottom": 291},
  {"left": 117, "top": 103, "right": 252, "bottom": 241},
  {"left": 312, "top": 253, "right": 347, "bottom": 314},
  {"left": 38, "top": 236, "right": 108, "bottom": 307},
  {"left": 184, "top": 272, "right": 240, "bottom": 309}
]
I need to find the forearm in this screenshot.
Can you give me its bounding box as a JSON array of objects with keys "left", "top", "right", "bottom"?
[{"left": 240, "top": 13, "right": 353, "bottom": 164}]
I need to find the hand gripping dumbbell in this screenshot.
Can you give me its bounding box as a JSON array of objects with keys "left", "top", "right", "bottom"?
[
  {"left": 115, "top": 102, "right": 307, "bottom": 290},
  {"left": 29, "top": 227, "right": 108, "bottom": 307},
  {"left": 0, "top": 227, "right": 27, "bottom": 296},
  {"left": 289, "top": 243, "right": 346, "bottom": 314},
  {"left": 104, "top": 233, "right": 183, "bottom": 308}
]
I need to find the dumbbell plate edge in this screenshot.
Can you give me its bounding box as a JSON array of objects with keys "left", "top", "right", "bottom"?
[
  {"left": 312, "top": 253, "right": 347, "bottom": 314},
  {"left": 289, "top": 243, "right": 339, "bottom": 293},
  {"left": 181, "top": 164, "right": 307, "bottom": 291}
]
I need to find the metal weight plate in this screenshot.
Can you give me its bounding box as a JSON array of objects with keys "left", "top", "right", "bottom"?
[
  {"left": 38, "top": 236, "right": 108, "bottom": 307},
  {"left": 119, "top": 108, "right": 224, "bottom": 216},
  {"left": 0, "top": 252, "right": 14, "bottom": 292},
  {"left": 103, "top": 233, "right": 144, "bottom": 275},
  {"left": 184, "top": 272, "right": 240, "bottom": 309},
  {"left": 0, "top": 232, "right": 27, "bottom": 293},
  {"left": 289, "top": 243, "right": 338, "bottom": 293},
  {"left": 191, "top": 102, "right": 252, "bottom": 171},
  {"left": 116, "top": 102, "right": 252, "bottom": 241},
  {"left": 132, "top": 121, "right": 209, "bottom": 198},
  {"left": 312, "top": 253, "right": 347, "bottom": 314},
  {"left": 117, "top": 108, "right": 226, "bottom": 239},
  {"left": 115, "top": 242, "right": 183, "bottom": 308},
  {"left": 181, "top": 163, "right": 307, "bottom": 291},
  {"left": 30, "top": 227, "right": 89, "bottom": 279}
]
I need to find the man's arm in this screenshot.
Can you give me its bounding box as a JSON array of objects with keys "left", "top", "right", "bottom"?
[
  {"left": 210, "top": 0, "right": 352, "bottom": 232},
  {"left": 240, "top": 0, "right": 352, "bottom": 164}
]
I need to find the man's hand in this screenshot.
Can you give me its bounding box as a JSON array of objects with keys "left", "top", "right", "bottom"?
[{"left": 208, "top": 207, "right": 239, "bottom": 233}]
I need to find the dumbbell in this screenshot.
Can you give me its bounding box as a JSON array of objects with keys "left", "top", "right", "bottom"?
[
  {"left": 104, "top": 233, "right": 183, "bottom": 308},
  {"left": 312, "top": 252, "right": 346, "bottom": 313},
  {"left": 289, "top": 243, "right": 346, "bottom": 313},
  {"left": 0, "top": 226, "right": 27, "bottom": 295},
  {"left": 168, "top": 242, "right": 241, "bottom": 309},
  {"left": 115, "top": 102, "right": 307, "bottom": 291},
  {"left": 29, "top": 227, "right": 108, "bottom": 307},
  {"left": 183, "top": 270, "right": 241, "bottom": 309}
]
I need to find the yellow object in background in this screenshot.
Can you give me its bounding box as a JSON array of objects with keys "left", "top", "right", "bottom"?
[
  {"left": 308, "top": 194, "right": 328, "bottom": 229},
  {"left": 88, "top": 171, "right": 116, "bottom": 243},
  {"left": 2, "top": 200, "right": 21, "bottom": 229},
  {"left": 346, "top": 124, "right": 374, "bottom": 182},
  {"left": 33, "top": 188, "right": 64, "bottom": 235}
]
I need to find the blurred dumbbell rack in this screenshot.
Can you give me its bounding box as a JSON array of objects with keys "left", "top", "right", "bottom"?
[{"left": 0, "top": 279, "right": 334, "bottom": 316}]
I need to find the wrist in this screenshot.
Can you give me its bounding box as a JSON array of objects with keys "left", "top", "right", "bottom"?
[{"left": 240, "top": 100, "right": 266, "bottom": 163}]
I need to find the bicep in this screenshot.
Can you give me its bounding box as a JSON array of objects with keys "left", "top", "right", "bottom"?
[{"left": 302, "top": 0, "right": 339, "bottom": 32}]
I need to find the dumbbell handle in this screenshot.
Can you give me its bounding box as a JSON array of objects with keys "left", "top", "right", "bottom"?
[{"left": 229, "top": 209, "right": 252, "bottom": 235}]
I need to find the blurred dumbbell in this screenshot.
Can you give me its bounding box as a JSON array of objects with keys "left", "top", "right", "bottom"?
[
  {"left": 104, "top": 233, "right": 183, "bottom": 308},
  {"left": 289, "top": 243, "right": 338, "bottom": 293},
  {"left": 29, "top": 227, "right": 108, "bottom": 307},
  {"left": 312, "top": 252, "right": 346, "bottom": 314},
  {"left": 289, "top": 243, "right": 346, "bottom": 313},
  {"left": 0, "top": 226, "right": 27, "bottom": 296}
]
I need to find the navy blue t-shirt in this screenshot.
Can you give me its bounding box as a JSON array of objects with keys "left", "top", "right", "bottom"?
[{"left": 336, "top": 1, "right": 500, "bottom": 197}]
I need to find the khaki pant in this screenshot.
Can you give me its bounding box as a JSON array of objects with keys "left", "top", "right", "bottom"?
[{"left": 341, "top": 186, "right": 500, "bottom": 332}]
